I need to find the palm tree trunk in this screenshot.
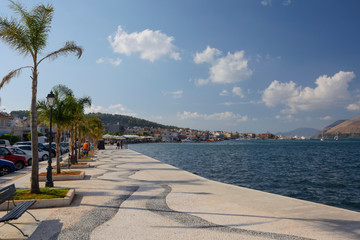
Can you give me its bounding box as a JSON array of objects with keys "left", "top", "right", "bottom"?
[
  {"left": 78, "top": 125, "right": 82, "bottom": 159},
  {"left": 56, "top": 126, "right": 61, "bottom": 174},
  {"left": 70, "top": 125, "right": 74, "bottom": 155},
  {"left": 30, "top": 68, "right": 40, "bottom": 194}
]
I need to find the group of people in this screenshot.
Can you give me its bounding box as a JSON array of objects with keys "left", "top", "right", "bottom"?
[{"left": 116, "top": 140, "right": 123, "bottom": 149}]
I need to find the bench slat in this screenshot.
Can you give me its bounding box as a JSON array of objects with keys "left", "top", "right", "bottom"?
[
  {"left": 0, "top": 200, "right": 36, "bottom": 222},
  {"left": 0, "top": 184, "right": 16, "bottom": 205}
]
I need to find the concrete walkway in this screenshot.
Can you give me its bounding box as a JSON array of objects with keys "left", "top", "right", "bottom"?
[{"left": 1, "top": 146, "right": 359, "bottom": 239}]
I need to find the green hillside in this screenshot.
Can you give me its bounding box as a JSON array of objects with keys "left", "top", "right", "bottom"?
[
  {"left": 10, "top": 110, "right": 179, "bottom": 129},
  {"left": 86, "top": 113, "right": 178, "bottom": 129}
]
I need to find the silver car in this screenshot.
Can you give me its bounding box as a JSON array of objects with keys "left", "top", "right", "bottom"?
[
  {"left": 15, "top": 145, "right": 49, "bottom": 163},
  {"left": 8, "top": 147, "right": 33, "bottom": 166}
]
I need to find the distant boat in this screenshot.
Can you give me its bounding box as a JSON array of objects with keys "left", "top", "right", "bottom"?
[
  {"left": 321, "top": 130, "right": 325, "bottom": 141},
  {"left": 334, "top": 132, "right": 339, "bottom": 140}
]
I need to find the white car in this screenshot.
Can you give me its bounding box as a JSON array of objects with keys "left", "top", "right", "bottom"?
[
  {"left": 15, "top": 145, "right": 49, "bottom": 163},
  {"left": 8, "top": 147, "right": 33, "bottom": 166}
]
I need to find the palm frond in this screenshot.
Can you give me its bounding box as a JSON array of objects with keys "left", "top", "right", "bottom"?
[
  {"left": 0, "top": 17, "right": 32, "bottom": 56},
  {"left": 52, "top": 84, "right": 73, "bottom": 100},
  {"left": 30, "top": 3, "right": 54, "bottom": 53},
  {"left": 39, "top": 41, "right": 83, "bottom": 64},
  {"left": 0, "top": 66, "right": 31, "bottom": 89}
]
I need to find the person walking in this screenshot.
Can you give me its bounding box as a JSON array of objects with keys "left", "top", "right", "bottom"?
[{"left": 83, "top": 140, "right": 89, "bottom": 157}]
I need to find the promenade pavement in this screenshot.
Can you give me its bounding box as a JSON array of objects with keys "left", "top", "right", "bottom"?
[{"left": 0, "top": 146, "right": 360, "bottom": 239}]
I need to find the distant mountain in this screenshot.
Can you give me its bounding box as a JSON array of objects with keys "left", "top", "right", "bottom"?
[
  {"left": 10, "top": 110, "right": 179, "bottom": 130},
  {"left": 277, "top": 127, "right": 320, "bottom": 138},
  {"left": 10, "top": 110, "right": 30, "bottom": 119},
  {"left": 312, "top": 120, "right": 347, "bottom": 138},
  {"left": 325, "top": 115, "right": 360, "bottom": 138},
  {"left": 87, "top": 112, "right": 179, "bottom": 130}
]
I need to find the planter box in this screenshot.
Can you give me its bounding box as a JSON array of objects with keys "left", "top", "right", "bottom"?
[
  {"left": 77, "top": 158, "right": 94, "bottom": 162},
  {"left": 39, "top": 171, "right": 85, "bottom": 181},
  {"left": 0, "top": 188, "right": 75, "bottom": 210},
  {"left": 69, "top": 163, "right": 90, "bottom": 169}
]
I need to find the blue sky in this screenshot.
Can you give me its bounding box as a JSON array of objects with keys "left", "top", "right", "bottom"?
[{"left": 1, "top": 0, "right": 360, "bottom": 133}]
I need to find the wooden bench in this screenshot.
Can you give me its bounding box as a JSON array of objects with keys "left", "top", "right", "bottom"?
[{"left": 0, "top": 184, "right": 39, "bottom": 237}]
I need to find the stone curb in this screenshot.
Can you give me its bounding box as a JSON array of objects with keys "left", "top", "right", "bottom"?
[
  {"left": 77, "top": 159, "right": 95, "bottom": 162},
  {"left": 38, "top": 171, "right": 85, "bottom": 181},
  {"left": 67, "top": 163, "right": 90, "bottom": 168},
  {"left": 0, "top": 188, "right": 75, "bottom": 210}
]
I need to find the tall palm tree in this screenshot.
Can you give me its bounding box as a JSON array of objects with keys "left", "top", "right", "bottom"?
[
  {"left": 0, "top": 1, "right": 82, "bottom": 193},
  {"left": 37, "top": 84, "right": 74, "bottom": 174},
  {"left": 68, "top": 96, "right": 91, "bottom": 160}
]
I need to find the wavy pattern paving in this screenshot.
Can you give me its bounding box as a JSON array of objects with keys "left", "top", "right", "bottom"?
[
  {"left": 48, "top": 150, "right": 314, "bottom": 240},
  {"left": 146, "top": 185, "right": 313, "bottom": 240},
  {"left": 57, "top": 185, "right": 139, "bottom": 240}
]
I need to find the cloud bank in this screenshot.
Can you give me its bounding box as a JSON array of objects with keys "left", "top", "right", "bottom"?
[
  {"left": 108, "top": 25, "right": 180, "bottom": 62},
  {"left": 177, "top": 111, "right": 249, "bottom": 122},
  {"left": 162, "top": 90, "right": 183, "bottom": 99},
  {"left": 262, "top": 71, "right": 355, "bottom": 113},
  {"left": 85, "top": 103, "right": 136, "bottom": 116},
  {"left": 193, "top": 46, "right": 252, "bottom": 85}
]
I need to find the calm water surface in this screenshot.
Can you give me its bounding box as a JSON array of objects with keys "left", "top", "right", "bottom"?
[{"left": 129, "top": 139, "right": 360, "bottom": 212}]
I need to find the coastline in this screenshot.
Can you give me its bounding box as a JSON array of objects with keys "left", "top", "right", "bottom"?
[
  {"left": 128, "top": 140, "right": 360, "bottom": 212},
  {"left": 1, "top": 146, "right": 359, "bottom": 239}
]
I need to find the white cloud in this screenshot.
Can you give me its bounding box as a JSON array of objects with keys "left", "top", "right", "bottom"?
[
  {"left": 96, "top": 57, "right": 122, "bottom": 66},
  {"left": 209, "top": 51, "right": 252, "bottom": 84},
  {"left": 96, "top": 58, "right": 105, "bottom": 64},
  {"left": 194, "top": 78, "right": 209, "bottom": 86},
  {"left": 177, "top": 111, "right": 249, "bottom": 122},
  {"left": 320, "top": 116, "right": 333, "bottom": 120},
  {"left": 232, "top": 86, "right": 245, "bottom": 98},
  {"left": 108, "top": 58, "right": 122, "bottom": 66},
  {"left": 283, "top": 0, "right": 291, "bottom": 6},
  {"left": 194, "top": 46, "right": 222, "bottom": 64},
  {"left": 262, "top": 71, "right": 355, "bottom": 113},
  {"left": 222, "top": 100, "right": 258, "bottom": 106},
  {"left": 347, "top": 100, "right": 360, "bottom": 111},
  {"left": 193, "top": 47, "right": 252, "bottom": 85},
  {"left": 108, "top": 25, "right": 180, "bottom": 62},
  {"left": 162, "top": 90, "right": 183, "bottom": 99},
  {"left": 219, "top": 90, "right": 229, "bottom": 96},
  {"left": 85, "top": 103, "right": 136, "bottom": 116},
  {"left": 261, "top": 0, "right": 272, "bottom": 6}
]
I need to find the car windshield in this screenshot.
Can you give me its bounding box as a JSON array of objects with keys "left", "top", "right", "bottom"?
[{"left": 10, "top": 148, "right": 25, "bottom": 154}]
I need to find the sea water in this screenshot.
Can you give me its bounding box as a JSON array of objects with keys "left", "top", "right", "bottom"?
[{"left": 129, "top": 139, "right": 360, "bottom": 212}]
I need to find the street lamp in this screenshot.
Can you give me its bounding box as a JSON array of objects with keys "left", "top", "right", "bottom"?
[{"left": 46, "top": 91, "right": 55, "bottom": 187}]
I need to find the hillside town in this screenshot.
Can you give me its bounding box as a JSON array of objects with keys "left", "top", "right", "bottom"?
[{"left": 1, "top": 111, "right": 304, "bottom": 143}]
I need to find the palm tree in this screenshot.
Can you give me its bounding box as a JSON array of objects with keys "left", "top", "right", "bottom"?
[
  {"left": 0, "top": 1, "right": 82, "bottom": 193},
  {"left": 87, "top": 117, "right": 103, "bottom": 148},
  {"left": 37, "top": 84, "right": 74, "bottom": 174},
  {"left": 68, "top": 96, "right": 91, "bottom": 160}
]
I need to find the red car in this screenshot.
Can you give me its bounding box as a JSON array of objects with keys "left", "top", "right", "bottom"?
[{"left": 0, "top": 146, "right": 27, "bottom": 170}]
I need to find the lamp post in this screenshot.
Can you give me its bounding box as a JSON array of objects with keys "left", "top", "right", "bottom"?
[{"left": 46, "top": 91, "right": 55, "bottom": 188}]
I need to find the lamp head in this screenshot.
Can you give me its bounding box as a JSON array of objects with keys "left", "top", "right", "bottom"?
[{"left": 47, "top": 91, "right": 55, "bottom": 107}]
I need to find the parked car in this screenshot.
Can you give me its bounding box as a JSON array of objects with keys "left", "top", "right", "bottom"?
[
  {"left": 0, "top": 146, "right": 27, "bottom": 170},
  {"left": 8, "top": 147, "right": 33, "bottom": 166},
  {"left": 0, "top": 159, "right": 16, "bottom": 176},
  {"left": 60, "top": 142, "right": 70, "bottom": 153},
  {"left": 43, "top": 143, "right": 64, "bottom": 155},
  {"left": 0, "top": 139, "right": 11, "bottom": 147},
  {"left": 16, "top": 145, "right": 49, "bottom": 162},
  {"left": 13, "top": 141, "right": 32, "bottom": 146},
  {"left": 13, "top": 141, "right": 56, "bottom": 157}
]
